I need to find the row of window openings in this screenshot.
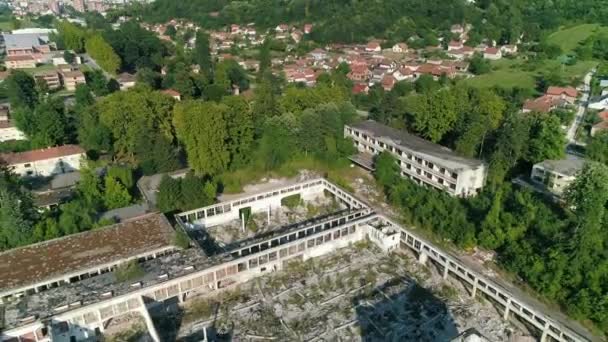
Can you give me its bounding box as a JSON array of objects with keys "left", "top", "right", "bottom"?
[
  {"left": 398, "top": 163, "right": 456, "bottom": 189},
  {"left": 247, "top": 226, "right": 356, "bottom": 269},
  {"left": 351, "top": 132, "right": 457, "bottom": 179},
  {"left": 235, "top": 218, "right": 348, "bottom": 258}
]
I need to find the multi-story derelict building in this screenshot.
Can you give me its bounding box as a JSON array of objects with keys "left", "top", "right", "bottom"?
[
  {"left": 0, "top": 176, "right": 598, "bottom": 342},
  {"left": 344, "top": 120, "right": 487, "bottom": 197}
]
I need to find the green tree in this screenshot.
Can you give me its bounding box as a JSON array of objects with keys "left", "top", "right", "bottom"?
[
  {"left": 469, "top": 54, "right": 491, "bottom": 75},
  {"left": 374, "top": 151, "right": 400, "bottom": 188},
  {"left": 56, "top": 21, "right": 87, "bottom": 52},
  {"left": 85, "top": 34, "right": 122, "bottom": 74},
  {"left": 252, "top": 73, "right": 279, "bottom": 130},
  {"left": 404, "top": 90, "right": 458, "bottom": 142},
  {"left": 222, "top": 96, "right": 254, "bottom": 167},
  {"left": 5, "top": 71, "right": 38, "bottom": 110},
  {"left": 96, "top": 86, "right": 175, "bottom": 163},
  {"left": 157, "top": 175, "right": 181, "bottom": 213},
  {"left": 586, "top": 131, "right": 608, "bottom": 164},
  {"left": 258, "top": 38, "right": 272, "bottom": 78},
  {"left": 526, "top": 115, "right": 566, "bottom": 163},
  {"left": 193, "top": 31, "right": 213, "bottom": 79},
  {"left": 104, "top": 176, "right": 132, "bottom": 209},
  {"left": 173, "top": 100, "right": 230, "bottom": 175},
  {"left": 0, "top": 169, "right": 36, "bottom": 250}
]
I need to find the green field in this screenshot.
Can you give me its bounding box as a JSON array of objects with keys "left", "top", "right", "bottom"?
[
  {"left": 547, "top": 24, "right": 608, "bottom": 52},
  {"left": 463, "top": 58, "right": 596, "bottom": 90}
]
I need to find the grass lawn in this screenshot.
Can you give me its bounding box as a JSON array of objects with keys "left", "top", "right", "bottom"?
[
  {"left": 22, "top": 64, "right": 58, "bottom": 74},
  {"left": 463, "top": 57, "right": 597, "bottom": 90},
  {"left": 0, "top": 20, "right": 12, "bottom": 31},
  {"left": 547, "top": 24, "right": 608, "bottom": 52}
]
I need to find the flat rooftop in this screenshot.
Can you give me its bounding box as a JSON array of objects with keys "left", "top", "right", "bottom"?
[
  {"left": 2, "top": 33, "right": 49, "bottom": 50},
  {"left": 0, "top": 213, "right": 175, "bottom": 294},
  {"left": 348, "top": 120, "right": 484, "bottom": 170}
]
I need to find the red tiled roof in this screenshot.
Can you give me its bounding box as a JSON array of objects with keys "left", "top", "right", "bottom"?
[
  {"left": 523, "top": 95, "right": 564, "bottom": 113},
  {"left": 598, "top": 111, "right": 608, "bottom": 121},
  {"left": 352, "top": 83, "right": 368, "bottom": 94},
  {"left": 546, "top": 86, "right": 577, "bottom": 98},
  {"left": 485, "top": 47, "right": 500, "bottom": 54},
  {"left": 161, "top": 89, "right": 181, "bottom": 97},
  {"left": 0, "top": 145, "right": 85, "bottom": 165},
  {"left": 6, "top": 55, "right": 35, "bottom": 62},
  {"left": 366, "top": 42, "right": 380, "bottom": 50}
]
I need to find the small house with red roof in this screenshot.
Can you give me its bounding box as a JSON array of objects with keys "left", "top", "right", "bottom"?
[
  {"left": 304, "top": 24, "right": 313, "bottom": 34},
  {"left": 591, "top": 111, "right": 608, "bottom": 137},
  {"left": 447, "top": 40, "right": 464, "bottom": 51},
  {"left": 1, "top": 145, "right": 86, "bottom": 177},
  {"left": 546, "top": 86, "right": 578, "bottom": 104},
  {"left": 365, "top": 41, "right": 381, "bottom": 53},
  {"left": 352, "top": 83, "right": 369, "bottom": 95},
  {"left": 161, "top": 89, "right": 181, "bottom": 101},
  {"left": 483, "top": 47, "right": 502, "bottom": 60}
]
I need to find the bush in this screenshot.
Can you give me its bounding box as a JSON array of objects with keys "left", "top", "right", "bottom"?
[
  {"left": 114, "top": 260, "right": 144, "bottom": 282},
  {"left": 281, "top": 194, "right": 302, "bottom": 209}
]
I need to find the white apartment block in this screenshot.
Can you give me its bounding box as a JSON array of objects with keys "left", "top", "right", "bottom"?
[
  {"left": 531, "top": 157, "right": 584, "bottom": 196},
  {"left": 0, "top": 145, "right": 86, "bottom": 177},
  {"left": 345, "top": 121, "right": 487, "bottom": 197}
]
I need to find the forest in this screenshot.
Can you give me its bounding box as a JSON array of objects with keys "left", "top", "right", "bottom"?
[{"left": 127, "top": 0, "right": 608, "bottom": 45}]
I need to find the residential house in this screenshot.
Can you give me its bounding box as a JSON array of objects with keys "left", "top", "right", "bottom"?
[
  {"left": 230, "top": 24, "right": 241, "bottom": 35},
  {"left": 1, "top": 145, "right": 86, "bottom": 177},
  {"left": 483, "top": 47, "right": 502, "bottom": 60},
  {"left": 275, "top": 24, "right": 289, "bottom": 33},
  {"left": 522, "top": 95, "right": 566, "bottom": 113},
  {"left": 589, "top": 95, "right": 608, "bottom": 111},
  {"left": 546, "top": 86, "right": 577, "bottom": 104},
  {"left": 304, "top": 24, "right": 313, "bottom": 34},
  {"left": 365, "top": 41, "right": 381, "bottom": 53},
  {"left": 161, "top": 89, "right": 181, "bottom": 101},
  {"left": 309, "top": 48, "right": 328, "bottom": 61},
  {"left": 5, "top": 55, "right": 36, "bottom": 69},
  {"left": 117, "top": 72, "right": 137, "bottom": 90},
  {"left": 392, "top": 43, "right": 408, "bottom": 53},
  {"left": 348, "top": 64, "right": 370, "bottom": 82},
  {"left": 352, "top": 83, "right": 369, "bottom": 95},
  {"left": 393, "top": 67, "right": 415, "bottom": 82},
  {"left": 61, "top": 70, "right": 86, "bottom": 91},
  {"left": 591, "top": 111, "right": 608, "bottom": 137},
  {"left": 345, "top": 120, "right": 487, "bottom": 197},
  {"left": 381, "top": 75, "right": 397, "bottom": 91},
  {"left": 450, "top": 24, "right": 465, "bottom": 36},
  {"left": 501, "top": 45, "right": 518, "bottom": 55},
  {"left": 447, "top": 40, "right": 463, "bottom": 51},
  {"left": 34, "top": 70, "right": 61, "bottom": 90},
  {"left": 531, "top": 156, "right": 584, "bottom": 196}
]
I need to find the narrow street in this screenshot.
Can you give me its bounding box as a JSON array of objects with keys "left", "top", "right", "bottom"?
[{"left": 566, "top": 70, "right": 594, "bottom": 148}]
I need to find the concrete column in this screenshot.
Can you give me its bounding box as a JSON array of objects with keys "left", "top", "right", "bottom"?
[
  {"left": 442, "top": 263, "right": 449, "bottom": 279},
  {"left": 503, "top": 298, "right": 511, "bottom": 320},
  {"left": 96, "top": 311, "right": 105, "bottom": 332},
  {"left": 241, "top": 212, "right": 245, "bottom": 232},
  {"left": 418, "top": 251, "right": 428, "bottom": 265},
  {"left": 138, "top": 304, "right": 161, "bottom": 342},
  {"left": 540, "top": 322, "right": 550, "bottom": 342},
  {"left": 471, "top": 278, "right": 478, "bottom": 298},
  {"left": 267, "top": 205, "right": 271, "bottom": 226}
]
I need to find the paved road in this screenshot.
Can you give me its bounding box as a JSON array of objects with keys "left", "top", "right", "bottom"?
[
  {"left": 79, "top": 53, "right": 112, "bottom": 79},
  {"left": 566, "top": 70, "right": 594, "bottom": 148}
]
